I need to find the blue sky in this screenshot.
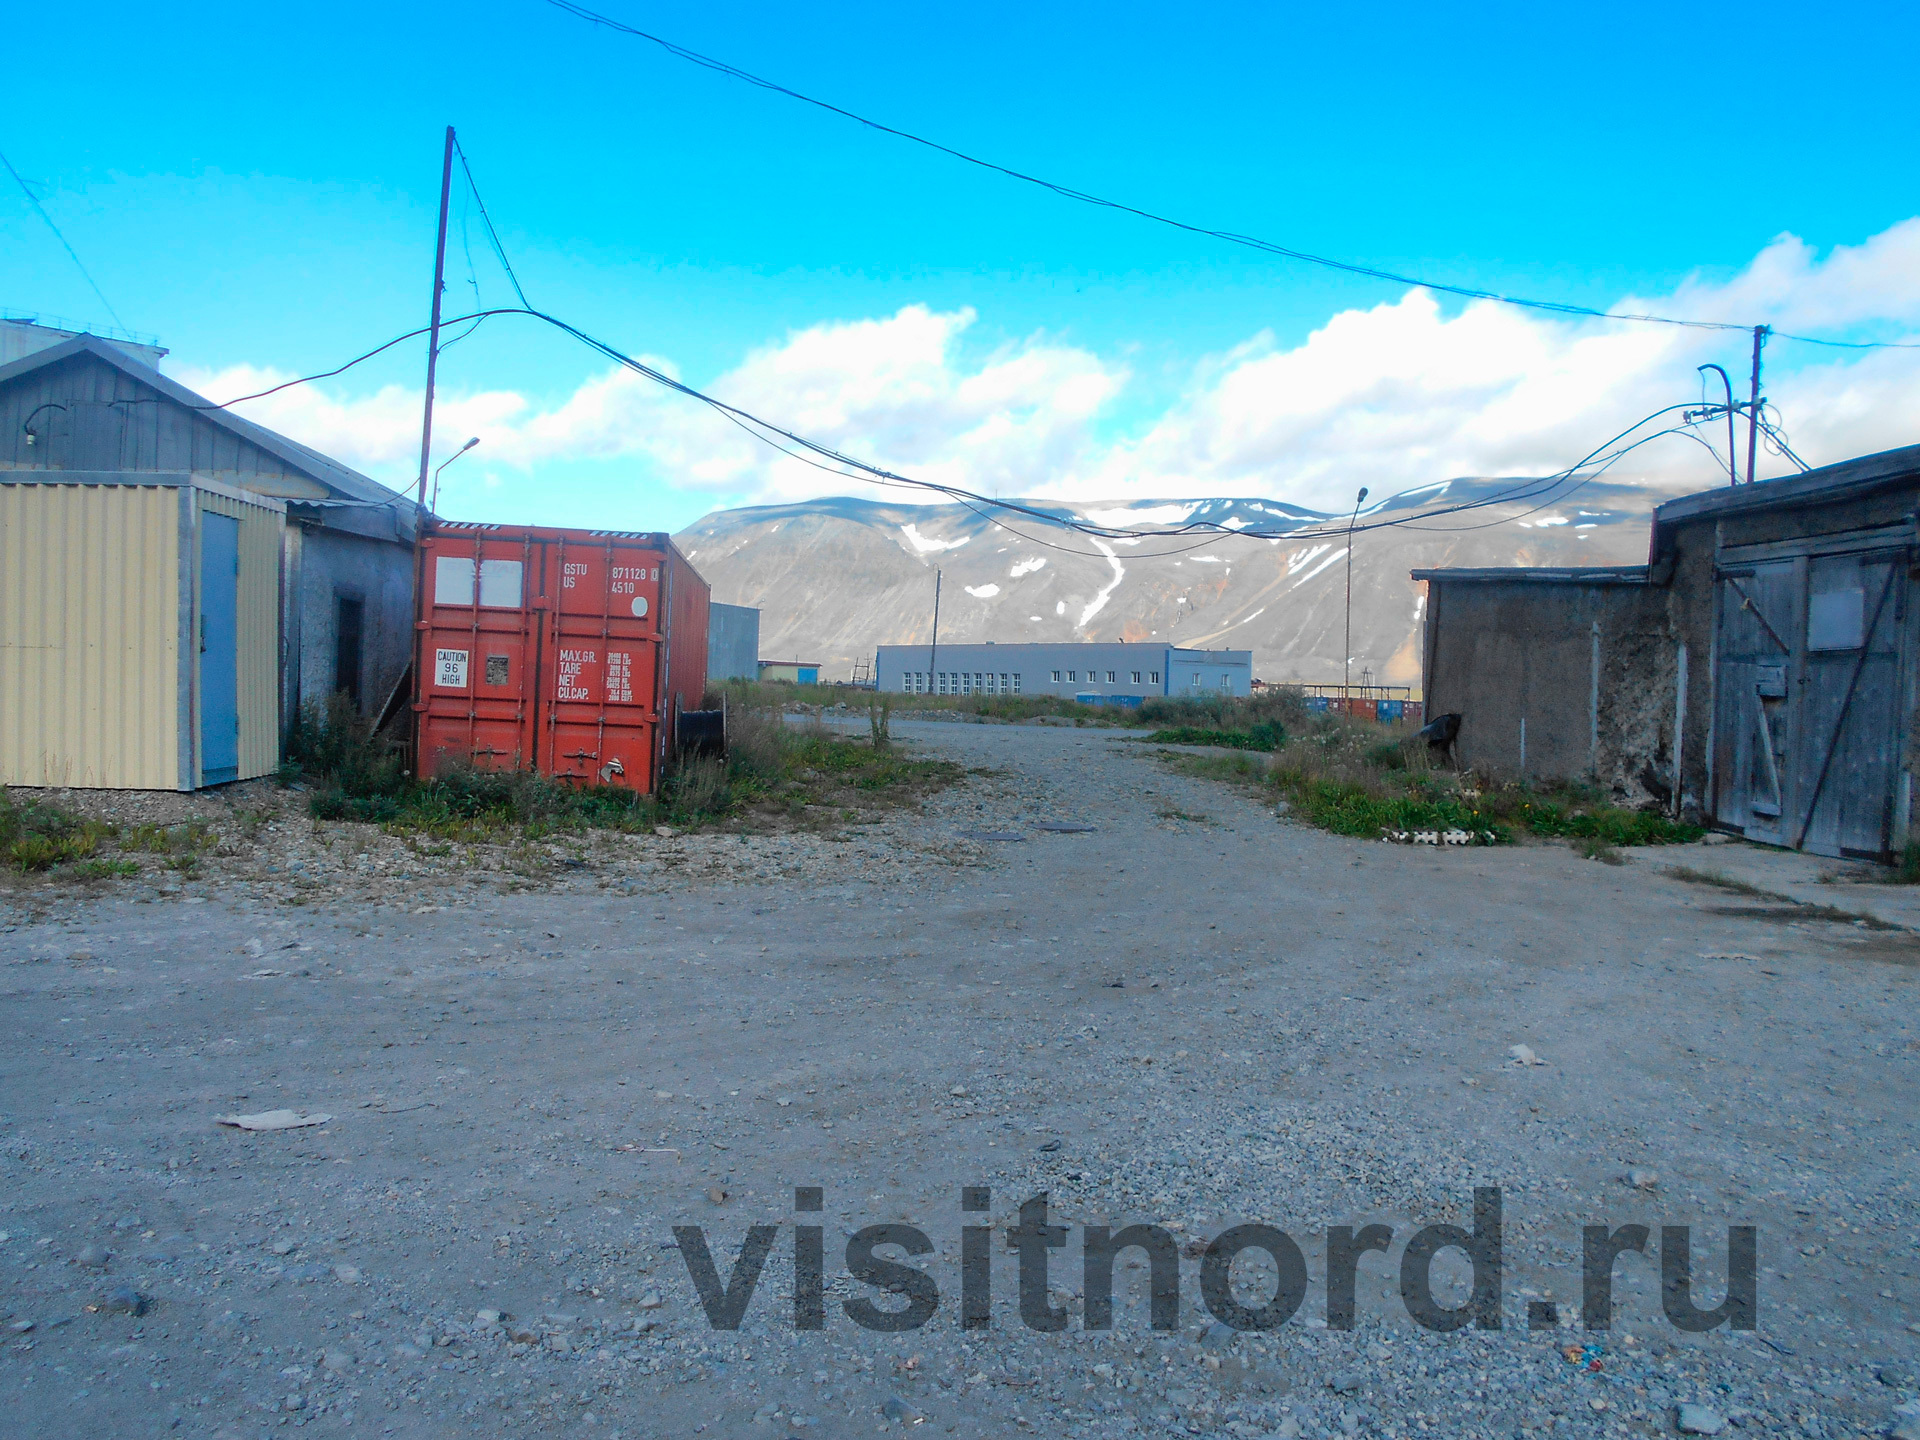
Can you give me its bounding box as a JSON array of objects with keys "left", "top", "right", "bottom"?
[{"left": 6, "top": 0, "right": 1918, "bottom": 528}]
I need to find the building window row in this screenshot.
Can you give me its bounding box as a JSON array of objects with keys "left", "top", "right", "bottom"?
[
  {"left": 906, "top": 671, "right": 1022, "bottom": 696},
  {"left": 1047, "top": 668, "right": 1160, "bottom": 686}
]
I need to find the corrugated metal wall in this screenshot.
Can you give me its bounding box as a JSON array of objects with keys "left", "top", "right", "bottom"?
[
  {"left": 197, "top": 487, "right": 283, "bottom": 782},
  {"left": 0, "top": 482, "right": 182, "bottom": 787}
]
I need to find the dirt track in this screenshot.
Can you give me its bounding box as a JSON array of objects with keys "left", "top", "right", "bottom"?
[{"left": 2, "top": 719, "right": 1917, "bottom": 1440}]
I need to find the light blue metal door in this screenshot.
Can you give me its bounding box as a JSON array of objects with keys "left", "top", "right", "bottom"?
[{"left": 199, "top": 512, "right": 241, "bottom": 785}]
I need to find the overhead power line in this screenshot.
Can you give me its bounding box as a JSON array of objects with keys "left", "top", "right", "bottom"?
[
  {"left": 453, "top": 140, "right": 531, "bottom": 311},
  {"left": 1, "top": 149, "right": 129, "bottom": 333},
  {"left": 199, "top": 305, "right": 1715, "bottom": 549},
  {"left": 542, "top": 0, "right": 1920, "bottom": 351}
]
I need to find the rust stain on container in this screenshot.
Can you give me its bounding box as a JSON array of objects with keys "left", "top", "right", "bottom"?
[{"left": 412, "top": 523, "right": 709, "bottom": 794}]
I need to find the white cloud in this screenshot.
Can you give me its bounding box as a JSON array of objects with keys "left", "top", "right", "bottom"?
[{"left": 178, "top": 221, "right": 1920, "bottom": 516}]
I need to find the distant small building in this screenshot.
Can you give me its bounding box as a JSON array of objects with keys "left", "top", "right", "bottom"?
[
  {"left": 759, "top": 659, "right": 820, "bottom": 685},
  {"left": 1415, "top": 441, "right": 1920, "bottom": 860},
  {"left": 709, "top": 603, "right": 760, "bottom": 681},
  {"left": 874, "top": 642, "right": 1251, "bottom": 703}
]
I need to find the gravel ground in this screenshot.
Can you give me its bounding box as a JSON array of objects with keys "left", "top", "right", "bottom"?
[{"left": 2, "top": 719, "right": 1917, "bottom": 1440}]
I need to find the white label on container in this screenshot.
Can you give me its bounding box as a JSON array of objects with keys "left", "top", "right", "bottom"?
[
  {"left": 557, "top": 647, "right": 597, "bottom": 702},
  {"left": 436, "top": 648, "right": 470, "bottom": 688},
  {"left": 630, "top": 595, "right": 649, "bottom": 618}
]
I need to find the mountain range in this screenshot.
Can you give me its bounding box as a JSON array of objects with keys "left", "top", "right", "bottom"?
[{"left": 673, "top": 478, "right": 1664, "bottom": 686}]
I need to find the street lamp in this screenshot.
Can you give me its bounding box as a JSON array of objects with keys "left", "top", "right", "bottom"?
[
  {"left": 430, "top": 436, "right": 480, "bottom": 512},
  {"left": 1343, "top": 486, "right": 1368, "bottom": 708}
]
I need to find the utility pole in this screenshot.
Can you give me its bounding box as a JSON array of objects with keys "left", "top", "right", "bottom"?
[
  {"left": 415, "top": 126, "right": 456, "bottom": 510},
  {"left": 1744, "top": 324, "right": 1768, "bottom": 486},
  {"left": 928, "top": 569, "right": 942, "bottom": 697},
  {"left": 1343, "top": 486, "right": 1368, "bottom": 708}
]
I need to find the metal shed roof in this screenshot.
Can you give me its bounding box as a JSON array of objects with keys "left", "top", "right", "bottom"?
[
  {"left": 1409, "top": 564, "right": 1650, "bottom": 584},
  {"left": 1651, "top": 440, "right": 1920, "bottom": 540},
  {"left": 0, "top": 334, "right": 420, "bottom": 542}
]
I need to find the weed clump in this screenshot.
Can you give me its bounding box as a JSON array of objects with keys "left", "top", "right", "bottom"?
[
  {"left": 1166, "top": 711, "right": 1703, "bottom": 851},
  {"left": 0, "top": 790, "right": 116, "bottom": 872},
  {"left": 285, "top": 692, "right": 958, "bottom": 840}
]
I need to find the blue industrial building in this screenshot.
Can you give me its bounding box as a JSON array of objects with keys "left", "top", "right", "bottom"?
[{"left": 874, "top": 642, "right": 1252, "bottom": 705}]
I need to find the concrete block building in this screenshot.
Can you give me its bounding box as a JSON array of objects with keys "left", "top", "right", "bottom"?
[{"left": 875, "top": 642, "right": 1252, "bottom": 704}]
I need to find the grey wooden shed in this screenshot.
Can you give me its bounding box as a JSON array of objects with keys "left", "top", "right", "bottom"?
[{"left": 1417, "top": 441, "right": 1920, "bottom": 861}]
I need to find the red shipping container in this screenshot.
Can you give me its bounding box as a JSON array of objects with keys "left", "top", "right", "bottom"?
[{"left": 411, "top": 522, "right": 710, "bottom": 793}]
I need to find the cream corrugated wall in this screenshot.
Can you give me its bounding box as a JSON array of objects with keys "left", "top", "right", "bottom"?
[
  {"left": 0, "top": 484, "right": 181, "bottom": 788},
  {"left": 197, "top": 490, "right": 283, "bottom": 782}
]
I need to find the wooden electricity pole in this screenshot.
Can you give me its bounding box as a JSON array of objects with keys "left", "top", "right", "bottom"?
[{"left": 415, "top": 126, "right": 456, "bottom": 510}]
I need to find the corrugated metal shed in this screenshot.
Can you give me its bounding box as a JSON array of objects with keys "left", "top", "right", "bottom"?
[
  {"left": 0, "top": 472, "right": 282, "bottom": 789},
  {"left": 708, "top": 602, "right": 760, "bottom": 681},
  {"left": 0, "top": 333, "right": 421, "bottom": 737}
]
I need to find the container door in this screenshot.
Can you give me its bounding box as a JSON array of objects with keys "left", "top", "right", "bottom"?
[
  {"left": 1711, "top": 560, "right": 1797, "bottom": 844},
  {"left": 416, "top": 538, "right": 537, "bottom": 777},
  {"left": 1790, "top": 550, "right": 1905, "bottom": 860},
  {"left": 198, "top": 512, "right": 242, "bottom": 786},
  {"left": 539, "top": 539, "right": 662, "bottom": 791}
]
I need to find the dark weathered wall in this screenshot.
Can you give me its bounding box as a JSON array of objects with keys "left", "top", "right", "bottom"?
[
  {"left": 1423, "top": 578, "right": 1674, "bottom": 796},
  {"left": 1661, "top": 483, "right": 1920, "bottom": 842},
  {"left": 290, "top": 526, "right": 415, "bottom": 722}
]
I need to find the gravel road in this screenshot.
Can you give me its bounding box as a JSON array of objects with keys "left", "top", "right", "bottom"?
[{"left": 2, "top": 719, "right": 1917, "bottom": 1440}]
